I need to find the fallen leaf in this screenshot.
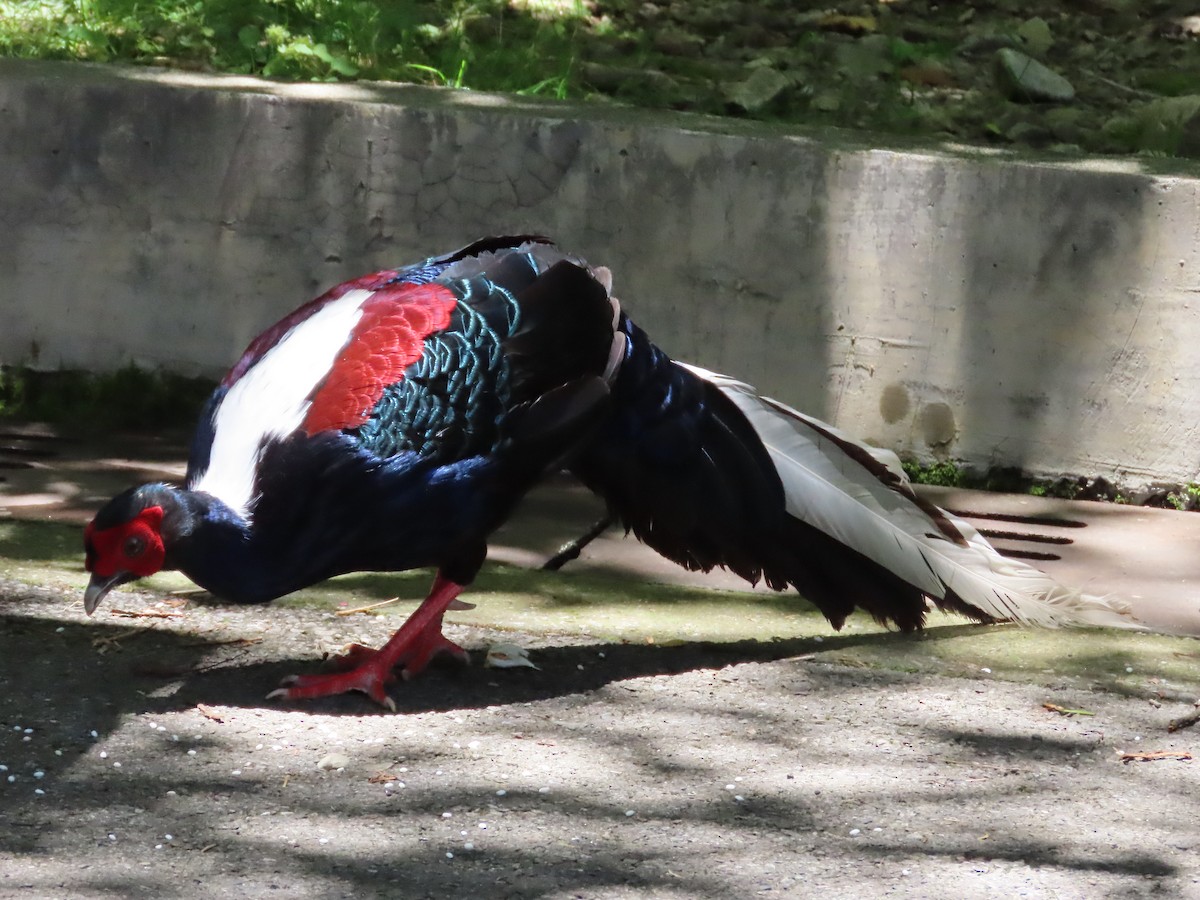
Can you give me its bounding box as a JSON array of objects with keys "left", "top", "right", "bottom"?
[
  {"left": 196, "top": 704, "right": 225, "bottom": 723},
  {"left": 485, "top": 643, "right": 539, "bottom": 669},
  {"left": 816, "top": 13, "right": 877, "bottom": 35}
]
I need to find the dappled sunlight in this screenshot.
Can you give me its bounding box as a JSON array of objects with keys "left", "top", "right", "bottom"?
[{"left": 3, "top": 615, "right": 1194, "bottom": 894}]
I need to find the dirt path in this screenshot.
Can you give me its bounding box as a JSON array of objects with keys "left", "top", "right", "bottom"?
[{"left": 2, "top": 575, "right": 1198, "bottom": 900}]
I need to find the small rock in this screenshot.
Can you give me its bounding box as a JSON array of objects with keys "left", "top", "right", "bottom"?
[
  {"left": 1017, "top": 17, "right": 1054, "bottom": 57},
  {"left": 725, "top": 66, "right": 791, "bottom": 113},
  {"left": 994, "top": 48, "right": 1075, "bottom": 103},
  {"left": 317, "top": 753, "right": 351, "bottom": 771}
]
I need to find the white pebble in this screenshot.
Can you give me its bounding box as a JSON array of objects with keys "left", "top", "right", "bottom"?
[
  {"left": 981, "top": 667, "right": 992, "bottom": 674},
  {"left": 99, "top": 751, "right": 108, "bottom": 759},
  {"left": 464, "top": 842, "right": 474, "bottom": 851},
  {"left": 164, "top": 834, "right": 173, "bottom": 841},
  {"left": 445, "top": 852, "right": 454, "bottom": 859},
  {"left": 495, "top": 789, "right": 506, "bottom": 796},
  {"left": 442, "top": 812, "right": 452, "bottom": 819},
  {"left": 33, "top": 771, "right": 44, "bottom": 779},
  {"left": 154, "top": 844, "right": 163, "bottom": 850},
  {"left": 231, "top": 769, "right": 242, "bottom": 776},
  {"left": 849, "top": 828, "right": 861, "bottom": 836},
  {"left": 112, "top": 762, "right": 122, "bottom": 768},
  {"left": 34, "top": 789, "right": 44, "bottom": 796},
  {"left": 187, "top": 750, "right": 197, "bottom": 757},
  {"left": 1125, "top": 666, "right": 1134, "bottom": 673},
  {"left": 90, "top": 731, "right": 99, "bottom": 739},
  {"left": 624, "top": 810, "right": 635, "bottom": 817},
  {"left": 6, "top": 775, "right": 15, "bottom": 783},
  {"left": 538, "top": 786, "right": 550, "bottom": 794},
  {"left": 734, "top": 795, "right": 745, "bottom": 802}
]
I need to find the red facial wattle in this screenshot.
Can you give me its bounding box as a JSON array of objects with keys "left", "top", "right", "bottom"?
[{"left": 84, "top": 505, "right": 167, "bottom": 579}]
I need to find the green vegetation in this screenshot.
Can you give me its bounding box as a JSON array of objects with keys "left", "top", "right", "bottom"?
[
  {"left": 2, "top": 2, "right": 1199, "bottom": 157},
  {"left": 901, "top": 458, "right": 963, "bottom": 488},
  {"left": 1167, "top": 482, "right": 1200, "bottom": 512},
  {"left": 0, "top": 364, "right": 214, "bottom": 429},
  {"left": 0, "top": 0, "right": 588, "bottom": 95}
]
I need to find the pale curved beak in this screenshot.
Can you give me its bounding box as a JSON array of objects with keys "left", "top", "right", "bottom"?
[{"left": 84, "top": 571, "right": 135, "bottom": 616}]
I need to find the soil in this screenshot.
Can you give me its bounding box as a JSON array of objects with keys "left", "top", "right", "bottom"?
[{"left": 2, "top": 570, "right": 1199, "bottom": 898}]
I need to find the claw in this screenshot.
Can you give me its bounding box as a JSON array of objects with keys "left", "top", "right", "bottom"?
[{"left": 263, "top": 573, "right": 471, "bottom": 710}]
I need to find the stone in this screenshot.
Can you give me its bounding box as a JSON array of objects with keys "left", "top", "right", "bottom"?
[
  {"left": 725, "top": 66, "right": 791, "bottom": 112},
  {"left": 994, "top": 48, "right": 1075, "bottom": 103}
]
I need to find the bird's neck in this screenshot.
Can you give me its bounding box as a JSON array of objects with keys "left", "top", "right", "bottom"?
[{"left": 166, "top": 491, "right": 328, "bottom": 604}]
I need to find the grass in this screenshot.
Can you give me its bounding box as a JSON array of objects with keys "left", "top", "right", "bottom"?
[{"left": 0, "top": 0, "right": 588, "bottom": 95}]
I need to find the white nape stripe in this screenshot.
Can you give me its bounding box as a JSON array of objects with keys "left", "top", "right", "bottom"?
[{"left": 189, "top": 289, "right": 374, "bottom": 518}]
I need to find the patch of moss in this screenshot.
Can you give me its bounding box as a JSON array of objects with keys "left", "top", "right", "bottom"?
[{"left": 0, "top": 364, "right": 215, "bottom": 430}]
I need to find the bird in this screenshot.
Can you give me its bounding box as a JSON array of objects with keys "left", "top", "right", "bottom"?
[{"left": 83, "top": 235, "right": 1140, "bottom": 709}]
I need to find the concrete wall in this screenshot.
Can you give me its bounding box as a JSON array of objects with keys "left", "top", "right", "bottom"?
[{"left": 2, "top": 60, "right": 1199, "bottom": 487}]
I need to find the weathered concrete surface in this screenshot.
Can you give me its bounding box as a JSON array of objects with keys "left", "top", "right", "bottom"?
[{"left": 2, "top": 60, "right": 1200, "bottom": 487}]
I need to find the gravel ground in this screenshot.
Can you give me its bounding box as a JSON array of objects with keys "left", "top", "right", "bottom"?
[{"left": 1, "top": 576, "right": 1198, "bottom": 899}]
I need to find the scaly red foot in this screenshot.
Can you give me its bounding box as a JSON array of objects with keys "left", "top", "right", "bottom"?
[{"left": 267, "top": 574, "right": 469, "bottom": 711}]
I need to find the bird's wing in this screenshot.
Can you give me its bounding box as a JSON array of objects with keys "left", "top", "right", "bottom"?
[
  {"left": 188, "top": 237, "right": 621, "bottom": 517},
  {"left": 684, "top": 365, "right": 1142, "bottom": 631}
]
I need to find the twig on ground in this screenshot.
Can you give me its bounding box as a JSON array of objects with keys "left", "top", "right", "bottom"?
[
  {"left": 1168, "top": 707, "right": 1200, "bottom": 733},
  {"left": 1119, "top": 750, "right": 1192, "bottom": 763},
  {"left": 335, "top": 597, "right": 402, "bottom": 617},
  {"left": 1043, "top": 702, "right": 1095, "bottom": 717},
  {"left": 110, "top": 607, "right": 184, "bottom": 619}
]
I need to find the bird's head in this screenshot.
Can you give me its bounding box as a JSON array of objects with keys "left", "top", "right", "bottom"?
[{"left": 83, "top": 484, "right": 179, "bottom": 615}]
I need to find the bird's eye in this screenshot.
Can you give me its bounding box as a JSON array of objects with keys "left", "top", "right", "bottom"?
[{"left": 123, "top": 535, "right": 147, "bottom": 558}]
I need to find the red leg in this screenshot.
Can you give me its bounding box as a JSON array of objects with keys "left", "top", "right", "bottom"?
[{"left": 267, "top": 573, "right": 470, "bottom": 711}]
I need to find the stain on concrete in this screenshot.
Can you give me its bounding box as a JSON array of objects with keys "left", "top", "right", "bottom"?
[
  {"left": 1009, "top": 393, "right": 1050, "bottom": 420},
  {"left": 879, "top": 383, "right": 911, "bottom": 423},
  {"left": 920, "top": 401, "right": 957, "bottom": 448}
]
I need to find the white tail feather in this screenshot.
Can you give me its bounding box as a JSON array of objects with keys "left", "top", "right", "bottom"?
[{"left": 680, "top": 364, "right": 1142, "bottom": 631}]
